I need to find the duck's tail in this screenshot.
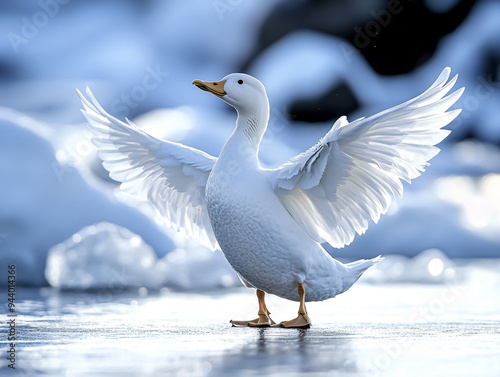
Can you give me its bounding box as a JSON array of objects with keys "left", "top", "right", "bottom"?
[{"left": 341, "top": 255, "right": 383, "bottom": 292}]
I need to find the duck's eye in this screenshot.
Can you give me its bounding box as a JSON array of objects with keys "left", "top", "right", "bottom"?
[{"left": 238, "top": 79, "right": 243, "bottom": 85}]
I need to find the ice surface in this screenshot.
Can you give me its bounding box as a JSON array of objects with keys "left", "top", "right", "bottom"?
[{"left": 2, "top": 260, "right": 499, "bottom": 376}]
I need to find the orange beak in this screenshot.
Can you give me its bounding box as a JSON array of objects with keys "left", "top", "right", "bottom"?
[{"left": 192, "top": 79, "right": 227, "bottom": 97}]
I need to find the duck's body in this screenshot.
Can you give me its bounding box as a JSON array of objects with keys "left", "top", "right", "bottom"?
[
  {"left": 79, "top": 68, "right": 463, "bottom": 327},
  {"left": 207, "top": 126, "right": 373, "bottom": 302}
]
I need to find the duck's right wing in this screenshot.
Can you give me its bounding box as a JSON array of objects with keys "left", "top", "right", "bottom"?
[
  {"left": 265, "top": 67, "right": 463, "bottom": 249},
  {"left": 78, "top": 88, "right": 219, "bottom": 250}
]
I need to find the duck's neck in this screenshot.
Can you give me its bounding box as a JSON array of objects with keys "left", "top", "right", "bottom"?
[
  {"left": 234, "top": 101, "right": 270, "bottom": 154},
  {"left": 219, "top": 98, "right": 269, "bottom": 166}
]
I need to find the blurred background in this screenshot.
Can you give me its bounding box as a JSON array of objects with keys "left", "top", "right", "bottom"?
[{"left": 1, "top": 0, "right": 500, "bottom": 289}]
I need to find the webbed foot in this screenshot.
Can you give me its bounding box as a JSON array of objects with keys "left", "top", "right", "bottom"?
[
  {"left": 230, "top": 313, "right": 276, "bottom": 327},
  {"left": 276, "top": 313, "right": 311, "bottom": 328}
]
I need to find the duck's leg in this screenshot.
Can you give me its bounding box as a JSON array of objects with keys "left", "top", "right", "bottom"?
[
  {"left": 249, "top": 290, "right": 277, "bottom": 327},
  {"left": 278, "top": 282, "right": 311, "bottom": 328},
  {"left": 230, "top": 289, "right": 276, "bottom": 327}
]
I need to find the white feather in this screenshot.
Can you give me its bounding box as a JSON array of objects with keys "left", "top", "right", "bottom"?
[
  {"left": 78, "top": 88, "right": 219, "bottom": 251},
  {"left": 266, "top": 67, "right": 464, "bottom": 248}
]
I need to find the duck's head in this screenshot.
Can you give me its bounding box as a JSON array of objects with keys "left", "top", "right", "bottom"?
[{"left": 193, "top": 73, "right": 270, "bottom": 143}]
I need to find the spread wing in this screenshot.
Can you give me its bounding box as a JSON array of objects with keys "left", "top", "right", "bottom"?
[
  {"left": 78, "top": 88, "right": 219, "bottom": 250},
  {"left": 266, "top": 67, "right": 464, "bottom": 249}
]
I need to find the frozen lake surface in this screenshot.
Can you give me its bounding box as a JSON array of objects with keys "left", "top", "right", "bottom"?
[{"left": 1, "top": 261, "right": 499, "bottom": 377}]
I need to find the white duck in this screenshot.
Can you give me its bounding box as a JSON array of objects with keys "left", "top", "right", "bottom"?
[{"left": 78, "top": 68, "right": 463, "bottom": 328}]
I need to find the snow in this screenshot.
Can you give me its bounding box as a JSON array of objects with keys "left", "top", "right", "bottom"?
[
  {"left": 46, "top": 222, "right": 238, "bottom": 290},
  {"left": 45, "top": 222, "right": 161, "bottom": 290},
  {"left": 364, "top": 248, "right": 460, "bottom": 284},
  {"left": 0, "top": 112, "right": 175, "bottom": 286}
]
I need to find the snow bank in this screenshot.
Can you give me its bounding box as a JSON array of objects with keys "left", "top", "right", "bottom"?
[
  {"left": 44, "top": 223, "right": 476, "bottom": 290},
  {"left": 44, "top": 223, "right": 466, "bottom": 290},
  {"left": 363, "top": 248, "right": 460, "bottom": 284},
  {"left": 45, "top": 222, "right": 237, "bottom": 290},
  {"left": 0, "top": 113, "right": 175, "bottom": 286},
  {"left": 46, "top": 222, "right": 160, "bottom": 289}
]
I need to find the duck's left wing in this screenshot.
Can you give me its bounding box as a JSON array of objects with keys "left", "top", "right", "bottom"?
[
  {"left": 266, "top": 67, "right": 463, "bottom": 249},
  {"left": 78, "top": 88, "right": 219, "bottom": 250}
]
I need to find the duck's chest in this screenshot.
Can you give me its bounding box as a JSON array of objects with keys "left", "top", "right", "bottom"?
[
  {"left": 205, "top": 162, "right": 302, "bottom": 284},
  {"left": 205, "top": 162, "right": 279, "bottom": 249}
]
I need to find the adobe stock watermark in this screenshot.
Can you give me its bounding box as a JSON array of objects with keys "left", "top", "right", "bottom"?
[
  {"left": 212, "top": 0, "right": 243, "bottom": 21},
  {"left": 110, "top": 64, "right": 169, "bottom": 118},
  {"left": 51, "top": 137, "right": 93, "bottom": 183},
  {"left": 353, "top": 0, "right": 406, "bottom": 49},
  {"left": 7, "top": 0, "right": 71, "bottom": 54},
  {"left": 454, "top": 73, "right": 500, "bottom": 127},
  {"left": 340, "top": 0, "right": 408, "bottom": 63}
]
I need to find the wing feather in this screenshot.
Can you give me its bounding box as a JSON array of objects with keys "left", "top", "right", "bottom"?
[
  {"left": 78, "top": 88, "right": 219, "bottom": 250},
  {"left": 267, "top": 67, "right": 463, "bottom": 248}
]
